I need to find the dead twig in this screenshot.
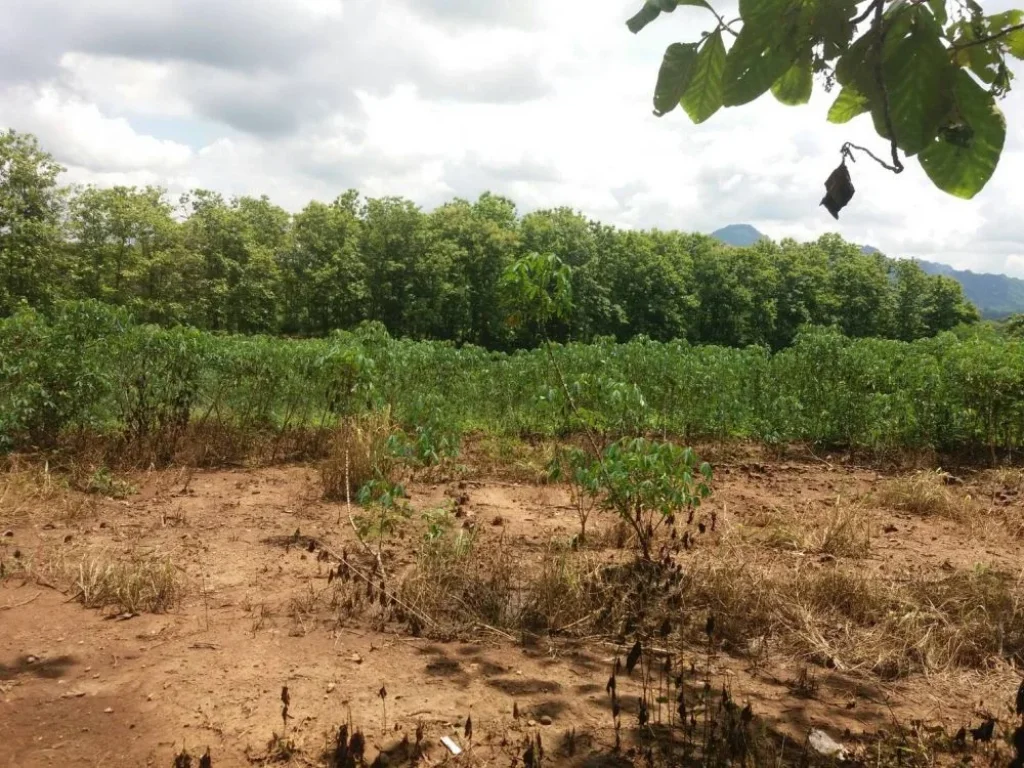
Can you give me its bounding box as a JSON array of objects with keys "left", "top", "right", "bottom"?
[{"left": 0, "top": 591, "right": 41, "bottom": 610}]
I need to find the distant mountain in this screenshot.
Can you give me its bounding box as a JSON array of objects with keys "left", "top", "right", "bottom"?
[
  {"left": 916, "top": 261, "right": 1024, "bottom": 319},
  {"left": 710, "top": 223, "right": 1024, "bottom": 319},
  {"left": 711, "top": 224, "right": 767, "bottom": 247}
]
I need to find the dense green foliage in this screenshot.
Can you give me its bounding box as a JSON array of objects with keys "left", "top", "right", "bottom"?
[
  {"left": 0, "top": 130, "right": 978, "bottom": 350},
  {"left": 3, "top": 302, "right": 1023, "bottom": 458},
  {"left": 632, "top": 0, "right": 1023, "bottom": 202}
]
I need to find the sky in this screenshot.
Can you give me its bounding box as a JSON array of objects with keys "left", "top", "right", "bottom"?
[{"left": 1, "top": 0, "right": 1022, "bottom": 276}]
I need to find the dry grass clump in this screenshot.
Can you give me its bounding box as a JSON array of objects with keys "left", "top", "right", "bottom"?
[
  {"left": 69, "top": 549, "right": 184, "bottom": 614},
  {"left": 674, "top": 554, "right": 1024, "bottom": 678},
  {"left": 876, "top": 470, "right": 968, "bottom": 520},
  {"left": 759, "top": 499, "right": 871, "bottom": 559},
  {"left": 399, "top": 533, "right": 598, "bottom": 636},
  {"left": 320, "top": 413, "right": 395, "bottom": 500},
  {"left": 0, "top": 460, "right": 97, "bottom": 524},
  {"left": 811, "top": 501, "right": 872, "bottom": 558}
]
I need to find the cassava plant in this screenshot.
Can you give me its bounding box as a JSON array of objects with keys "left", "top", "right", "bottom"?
[
  {"left": 547, "top": 445, "right": 601, "bottom": 544},
  {"left": 596, "top": 437, "right": 712, "bottom": 560}
]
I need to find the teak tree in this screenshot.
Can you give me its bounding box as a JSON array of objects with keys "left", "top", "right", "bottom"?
[{"left": 629, "top": 0, "right": 1024, "bottom": 215}]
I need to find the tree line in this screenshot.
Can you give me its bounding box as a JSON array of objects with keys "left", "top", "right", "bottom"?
[{"left": 0, "top": 129, "right": 979, "bottom": 349}]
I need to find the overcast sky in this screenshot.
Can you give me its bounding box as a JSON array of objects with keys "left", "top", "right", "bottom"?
[{"left": 1, "top": 0, "right": 1022, "bottom": 275}]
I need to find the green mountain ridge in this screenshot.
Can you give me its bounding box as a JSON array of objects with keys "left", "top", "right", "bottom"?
[{"left": 711, "top": 225, "right": 1024, "bottom": 320}]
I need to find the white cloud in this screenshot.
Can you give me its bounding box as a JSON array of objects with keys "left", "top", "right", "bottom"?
[
  {"left": 0, "top": 0, "right": 1021, "bottom": 277},
  {"left": 1, "top": 86, "right": 192, "bottom": 174}
]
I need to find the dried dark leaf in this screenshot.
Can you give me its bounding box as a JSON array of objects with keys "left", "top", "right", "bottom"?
[
  {"left": 626, "top": 640, "right": 642, "bottom": 675},
  {"left": 198, "top": 747, "right": 212, "bottom": 768},
  {"left": 705, "top": 615, "right": 715, "bottom": 639},
  {"left": 971, "top": 718, "right": 995, "bottom": 743},
  {"left": 465, "top": 713, "right": 473, "bottom": 741},
  {"left": 1016, "top": 678, "right": 1024, "bottom": 716},
  {"left": 606, "top": 674, "right": 617, "bottom": 695},
  {"left": 820, "top": 162, "right": 855, "bottom": 219},
  {"left": 379, "top": 685, "right": 387, "bottom": 700},
  {"left": 659, "top": 618, "right": 672, "bottom": 637},
  {"left": 349, "top": 729, "right": 366, "bottom": 761}
]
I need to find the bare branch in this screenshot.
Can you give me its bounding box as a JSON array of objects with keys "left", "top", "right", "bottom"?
[{"left": 842, "top": 142, "right": 903, "bottom": 173}]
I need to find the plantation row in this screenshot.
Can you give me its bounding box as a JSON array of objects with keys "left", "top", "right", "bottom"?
[
  {"left": 1, "top": 130, "right": 978, "bottom": 351},
  {"left": 2, "top": 301, "right": 1022, "bottom": 458}
]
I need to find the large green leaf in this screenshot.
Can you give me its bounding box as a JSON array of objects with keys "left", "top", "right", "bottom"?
[
  {"left": 1009, "top": 28, "right": 1024, "bottom": 59},
  {"left": 771, "top": 48, "right": 813, "bottom": 105},
  {"left": 927, "top": 0, "right": 947, "bottom": 26},
  {"left": 919, "top": 70, "right": 1006, "bottom": 199},
  {"left": 827, "top": 87, "right": 869, "bottom": 123},
  {"left": 870, "top": 9, "right": 954, "bottom": 156},
  {"left": 723, "top": 25, "right": 798, "bottom": 107},
  {"left": 681, "top": 30, "right": 726, "bottom": 123},
  {"left": 654, "top": 43, "right": 700, "bottom": 116}
]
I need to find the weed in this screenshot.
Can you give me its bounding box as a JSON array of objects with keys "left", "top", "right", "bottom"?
[{"left": 83, "top": 466, "right": 136, "bottom": 499}]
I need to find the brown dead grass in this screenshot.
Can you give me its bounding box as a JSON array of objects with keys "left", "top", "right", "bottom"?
[
  {"left": 7, "top": 543, "right": 184, "bottom": 615},
  {"left": 759, "top": 499, "right": 871, "bottom": 559},
  {"left": 0, "top": 460, "right": 98, "bottom": 525},
  {"left": 400, "top": 531, "right": 601, "bottom": 637},
  {"left": 320, "top": 413, "right": 395, "bottom": 501},
  {"left": 675, "top": 554, "right": 1024, "bottom": 678},
  {"left": 875, "top": 470, "right": 970, "bottom": 520}
]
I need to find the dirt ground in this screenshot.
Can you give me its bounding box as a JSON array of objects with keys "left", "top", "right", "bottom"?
[{"left": 2, "top": 452, "right": 1023, "bottom": 767}]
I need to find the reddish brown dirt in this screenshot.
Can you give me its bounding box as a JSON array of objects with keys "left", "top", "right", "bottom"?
[{"left": 1, "top": 459, "right": 1022, "bottom": 767}]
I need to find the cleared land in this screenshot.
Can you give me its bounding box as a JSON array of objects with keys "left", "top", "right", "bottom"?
[{"left": 2, "top": 444, "right": 1023, "bottom": 767}]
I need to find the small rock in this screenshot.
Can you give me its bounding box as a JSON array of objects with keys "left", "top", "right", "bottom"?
[
  {"left": 527, "top": 719, "right": 537, "bottom": 727},
  {"left": 2, "top": 530, "right": 12, "bottom": 537},
  {"left": 539, "top": 715, "right": 553, "bottom": 726},
  {"left": 326, "top": 683, "right": 336, "bottom": 693},
  {"left": 349, "top": 654, "right": 363, "bottom": 664},
  {"left": 103, "top": 707, "right": 114, "bottom": 714}
]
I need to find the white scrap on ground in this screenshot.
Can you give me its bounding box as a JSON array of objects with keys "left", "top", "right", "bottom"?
[{"left": 808, "top": 729, "right": 848, "bottom": 760}]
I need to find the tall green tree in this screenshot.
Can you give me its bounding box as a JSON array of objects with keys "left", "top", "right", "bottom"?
[
  {"left": 0, "top": 130, "right": 67, "bottom": 315},
  {"left": 280, "top": 191, "right": 367, "bottom": 335}
]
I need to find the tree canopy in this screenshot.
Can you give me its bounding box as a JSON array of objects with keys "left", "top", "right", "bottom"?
[
  {"left": 0, "top": 129, "right": 980, "bottom": 350},
  {"left": 629, "top": 0, "right": 1024, "bottom": 213}
]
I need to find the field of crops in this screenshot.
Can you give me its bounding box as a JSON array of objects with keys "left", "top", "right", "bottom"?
[{"left": 3, "top": 300, "right": 1024, "bottom": 461}]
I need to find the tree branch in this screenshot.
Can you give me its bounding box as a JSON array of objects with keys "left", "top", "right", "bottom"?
[
  {"left": 953, "top": 21, "right": 1024, "bottom": 49},
  {"left": 842, "top": 142, "right": 902, "bottom": 173},
  {"left": 851, "top": 0, "right": 884, "bottom": 27}
]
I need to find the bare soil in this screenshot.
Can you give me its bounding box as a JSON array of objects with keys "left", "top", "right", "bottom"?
[{"left": 2, "top": 454, "right": 1023, "bottom": 767}]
